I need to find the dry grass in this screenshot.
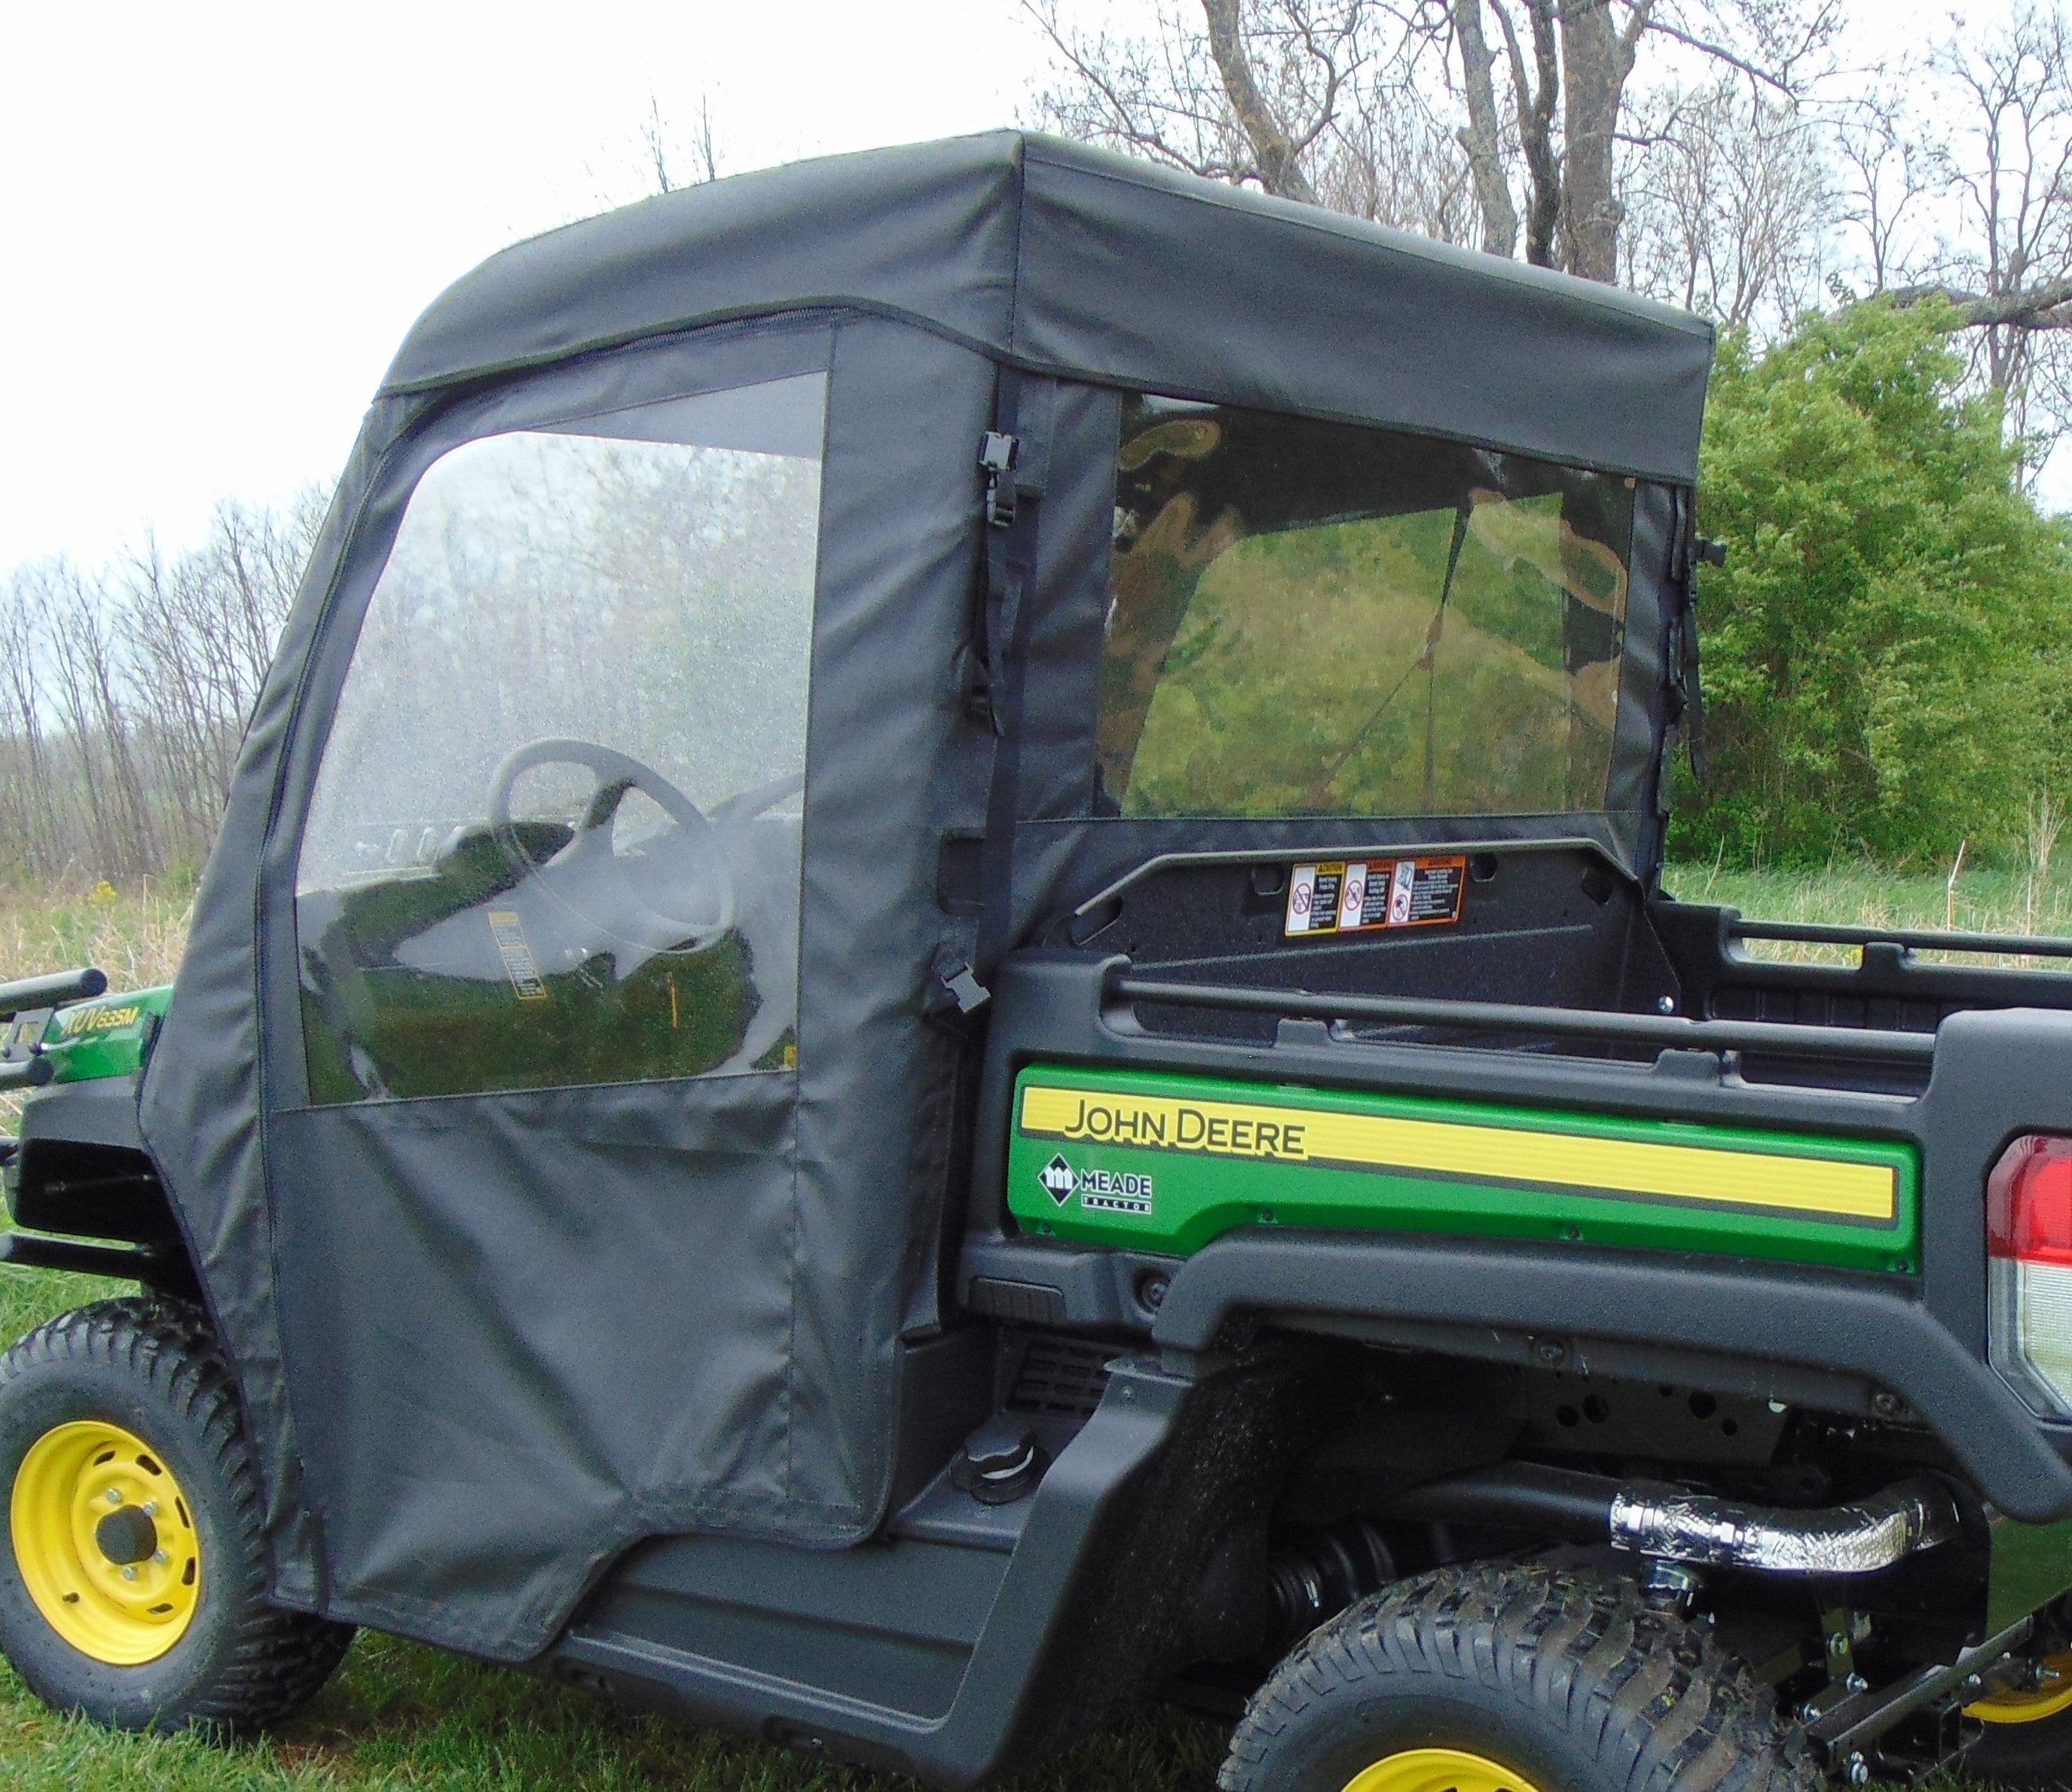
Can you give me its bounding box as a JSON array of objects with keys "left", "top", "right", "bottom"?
[
  {"left": 0, "top": 878, "right": 192, "bottom": 992},
  {"left": 0, "top": 878, "right": 191, "bottom": 1130}
]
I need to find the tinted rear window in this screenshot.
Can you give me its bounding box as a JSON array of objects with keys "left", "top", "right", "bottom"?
[{"left": 1097, "top": 396, "right": 1637, "bottom": 820}]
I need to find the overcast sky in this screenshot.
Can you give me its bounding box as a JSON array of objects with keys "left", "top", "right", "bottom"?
[{"left": 0, "top": 0, "right": 2034, "bottom": 573}]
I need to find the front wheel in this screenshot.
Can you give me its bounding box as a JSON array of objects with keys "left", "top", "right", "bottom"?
[
  {"left": 1219, "top": 1564, "right": 1814, "bottom": 1792},
  {"left": 0, "top": 1297, "right": 353, "bottom": 1733}
]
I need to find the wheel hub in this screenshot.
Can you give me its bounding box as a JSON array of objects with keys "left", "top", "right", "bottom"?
[
  {"left": 1342, "top": 1747, "right": 1547, "bottom": 1792},
  {"left": 93, "top": 1503, "right": 159, "bottom": 1566},
  {"left": 10, "top": 1419, "right": 201, "bottom": 1664}
]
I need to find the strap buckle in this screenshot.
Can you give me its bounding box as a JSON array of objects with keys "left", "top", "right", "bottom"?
[{"left": 979, "top": 432, "right": 1020, "bottom": 529}]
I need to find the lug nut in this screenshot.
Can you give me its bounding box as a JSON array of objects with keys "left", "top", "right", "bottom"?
[
  {"left": 142, "top": 1501, "right": 157, "bottom": 1517},
  {"left": 121, "top": 1566, "right": 137, "bottom": 1581},
  {"left": 105, "top": 1489, "right": 123, "bottom": 1506},
  {"left": 152, "top": 1550, "right": 168, "bottom": 1566}
]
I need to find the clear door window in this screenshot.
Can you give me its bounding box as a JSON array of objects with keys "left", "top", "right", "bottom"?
[{"left": 295, "top": 373, "right": 825, "bottom": 1103}]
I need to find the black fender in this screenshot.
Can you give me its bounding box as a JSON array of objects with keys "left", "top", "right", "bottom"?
[
  {"left": 5, "top": 1076, "right": 199, "bottom": 1296},
  {"left": 1152, "top": 1230, "right": 2072, "bottom": 1525}
]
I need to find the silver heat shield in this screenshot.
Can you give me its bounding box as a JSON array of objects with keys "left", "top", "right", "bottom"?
[{"left": 1609, "top": 1476, "right": 1959, "bottom": 1575}]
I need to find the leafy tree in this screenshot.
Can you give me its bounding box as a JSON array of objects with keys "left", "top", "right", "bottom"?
[{"left": 1675, "top": 300, "right": 2072, "bottom": 867}]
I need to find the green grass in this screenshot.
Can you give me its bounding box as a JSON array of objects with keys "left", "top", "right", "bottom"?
[
  {"left": 1661, "top": 857, "right": 2072, "bottom": 969},
  {"left": 5, "top": 859, "right": 2069, "bottom": 1787}
]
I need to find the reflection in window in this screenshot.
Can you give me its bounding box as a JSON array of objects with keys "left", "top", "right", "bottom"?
[
  {"left": 1097, "top": 396, "right": 1635, "bottom": 820},
  {"left": 295, "top": 373, "right": 824, "bottom": 1103}
]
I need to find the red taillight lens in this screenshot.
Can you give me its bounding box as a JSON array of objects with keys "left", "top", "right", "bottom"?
[
  {"left": 1989, "top": 1136, "right": 2072, "bottom": 1267},
  {"left": 1989, "top": 1136, "right": 2072, "bottom": 1419}
]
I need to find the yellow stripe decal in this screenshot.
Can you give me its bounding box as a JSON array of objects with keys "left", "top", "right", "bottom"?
[{"left": 1017, "top": 1085, "right": 1894, "bottom": 1223}]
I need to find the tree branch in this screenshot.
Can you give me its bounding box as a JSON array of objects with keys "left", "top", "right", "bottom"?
[
  {"left": 1201, "top": 0, "right": 1323, "bottom": 201},
  {"left": 1888, "top": 276, "right": 2072, "bottom": 330},
  {"left": 1642, "top": 18, "right": 1795, "bottom": 98}
]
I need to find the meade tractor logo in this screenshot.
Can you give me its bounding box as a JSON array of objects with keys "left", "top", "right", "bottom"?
[
  {"left": 1038, "top": 1154, "right": 1077, "bottom": 1205},
  {"left": 1034, "top": 1153, "right": 1155, "bottom": 1217}
]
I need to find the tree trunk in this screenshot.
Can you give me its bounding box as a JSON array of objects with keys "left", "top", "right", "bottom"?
[
  {"left": 1517, "top": 0, "right": 1563, "bottom": 267},
  {"left": 1557, "top": 0, "right": 1643, "bottom": 282},
  {"left": 1453, "top": 0, "right": 1520, "bottom": 255},
  {"left": 1202, "top": 0, "right": 1322, "bottom": 203}
]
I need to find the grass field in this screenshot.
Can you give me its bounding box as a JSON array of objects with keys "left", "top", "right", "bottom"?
[{"left": 2, "top": 860, "right": 2068, "bottom": 1788}]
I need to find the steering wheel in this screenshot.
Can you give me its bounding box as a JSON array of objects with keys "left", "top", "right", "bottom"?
[{"left": 485, "top": 737, "right": 735, "bottom": 942}]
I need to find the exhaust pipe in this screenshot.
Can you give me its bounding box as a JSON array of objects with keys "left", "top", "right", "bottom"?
[
  {"left": 1385, "top": 1463, "right": 1958, "bottom": 1575},
  {"left": 1608, "top": 1478, "right": 1957, "bottom": 1574}
]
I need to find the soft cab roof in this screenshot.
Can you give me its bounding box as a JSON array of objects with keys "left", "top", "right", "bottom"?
[{"left": 384, "top": 131, "right": 1713, "bottom": 485}]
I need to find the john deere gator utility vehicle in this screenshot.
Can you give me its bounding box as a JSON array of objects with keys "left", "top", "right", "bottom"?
[{"left": 11, "top": 133, "right": 2072, "bottom": 1792}]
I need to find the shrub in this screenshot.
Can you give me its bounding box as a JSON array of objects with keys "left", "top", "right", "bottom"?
[{"left": 1672, "top": 301, "right": 2072, "bottom": 867}]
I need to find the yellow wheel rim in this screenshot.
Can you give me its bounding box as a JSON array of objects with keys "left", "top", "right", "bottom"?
[
  {"left": 1342, "top": 1746, "right": 1547, "bottom": 1792},
  {"left": 1969, "top": 1650, "right": 2072, "bottom": 1725},
  {"left": 10, "top": 1420, "right": 201, "bottom": 1665}
]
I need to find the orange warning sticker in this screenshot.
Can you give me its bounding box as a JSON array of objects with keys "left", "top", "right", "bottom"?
[{"left": 1285, "top": 855, "right": 1466, "bottom": 937}]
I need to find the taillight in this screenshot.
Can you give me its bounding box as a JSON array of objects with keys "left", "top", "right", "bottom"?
[{"left": 1988, "top": 1135, "right": 2072, "bottom": 1418}]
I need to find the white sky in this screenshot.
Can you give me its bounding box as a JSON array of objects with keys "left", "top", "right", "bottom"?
[{"left": 0, "top": 0, "right": 2037, "bottom": 572}]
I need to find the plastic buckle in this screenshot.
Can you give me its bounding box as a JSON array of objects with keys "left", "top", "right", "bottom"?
[
  {"left": 979, "top": 432, "right": 1020, "bottom": 530},
  {"left": 928, "top": 948, "right": 992, "bottom": 1020}
]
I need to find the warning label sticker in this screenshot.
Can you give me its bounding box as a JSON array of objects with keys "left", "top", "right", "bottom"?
[
  {"left": 487, "top": 909, "right": 549, "bottom": 1000},
  {"left": 1285, "top": 855, "right": 1466, "bottom": 936}
]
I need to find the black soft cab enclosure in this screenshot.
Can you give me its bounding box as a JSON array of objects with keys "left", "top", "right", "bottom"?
[
  {"left": 11, "top": 130, "right": 2072, "bottom": 1791},
  {"left": 135, "top": 128, "right": 1710, "bottom": 1662}
]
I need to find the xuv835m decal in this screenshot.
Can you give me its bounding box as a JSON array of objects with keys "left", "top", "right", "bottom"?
[{"left": 1006, "top": 1067, "right": 1918, "bottom": 1272}]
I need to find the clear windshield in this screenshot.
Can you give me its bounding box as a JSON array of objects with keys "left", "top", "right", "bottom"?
[{"left": 1096, "top": 396, "right": 1637, "bottom": 820}]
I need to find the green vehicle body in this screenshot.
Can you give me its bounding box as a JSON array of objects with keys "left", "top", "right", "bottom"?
[
  {"left": 1007, "top": 1063, "right": 1921, "bottom": 1273},
  {"left": 32, "top": 986, "right": 172, "bottom": 1085}
]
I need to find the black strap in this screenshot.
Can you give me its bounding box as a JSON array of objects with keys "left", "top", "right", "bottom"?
[
  {"left": 1671, "top": 492, "right": 1710, "bottom": 785},
  {"left": 963, "top": 383, "right": 1054, "bottom": 734},
  {"left": 931, "top": 374, "right": 1056, "bottom": 1021}
]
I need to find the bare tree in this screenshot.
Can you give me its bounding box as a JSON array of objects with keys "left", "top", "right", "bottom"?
[
  {"left": 1829, "top": 87, "right": 1937, "bottom": 298},
  {"left": 1622, "top": 78, "right": 1832, "bottom": 328},
  {"left": 1450, "top": 0, "right": 1521, "bottom": 254},
  {"left": 0, "top": 588, "right": 62, "bottom": 881},
  {"left": 1025, "top": 0, "right": 1837, "bottom": 285},
  {"left": 0, "top": 487, "right": 323, "bottom": 887},
  {"left": 642, "top": 96, "right": 677, "bottom": 196},
  {"left": 638, "top": 92, "right": 725, "bottom": 199},
  {"left": 1877, "top": 8, "right": 2072, "bottom": 458},
  {"left": 1023, "top": 0, "right": 1366, "bottom": 200},
  {"left": 1441, "top": 0, "right": 1839, "bottom": 280},
  {"left": 1315, "top": 75, "right": 1481, "bottom": 239},
  {"left": 35, "top": 563, "right": 157, "bottom": 880}
]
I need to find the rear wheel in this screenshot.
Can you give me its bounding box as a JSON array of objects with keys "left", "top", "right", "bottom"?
[
  {"left": 1964, "top": 1649, "right": 2072, "bottom": 1788},
  {"left": 0, "top": 1297, "right": 353, "bottom": 1732},
  {"left": 1219, "top": 1564, "right": 1813, "bottom": 1792}
]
